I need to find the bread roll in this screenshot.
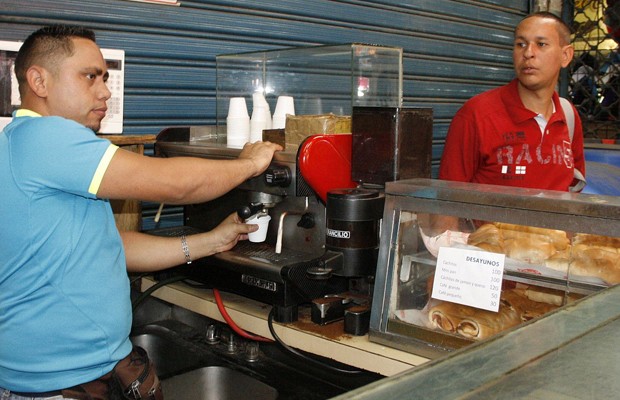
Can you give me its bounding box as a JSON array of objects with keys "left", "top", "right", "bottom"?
[
  {"left": 570, "top": 247, "right": 620, "bottom": 284},
  {"left": 504, "top": 237, "right": 556, "bottom": 264},
  {"left": 468, "top": 224, "right": 504, "bottom": 253},
  {"left": 513, "top": 286, "right": 565, "bottom": 306},
  {"left": 429, "top": 300, "right": 521, "bottom": 340},
  {"left": 573, "top": 233, "right": 620, "bottom": 250},
  {"left": 544, "top": 248, "right": 570, "bottom": 273},
  {"left": 461, "top": 223, "right": 620, "bottom": 285},
  {"left": 456, "top": 304, "right": 522, "bottom": 339},
  {"left": 495, "top": 223, "right": 570, "bottom": 250},
  {"left": 502, "top": 289, "right": 558, "bottom": 320},
  {"left": 428, "top": 289, "right": 560, "bottom": 340}
]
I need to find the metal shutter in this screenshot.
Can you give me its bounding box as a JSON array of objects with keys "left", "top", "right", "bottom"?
[{"left": 0, "top": 0, "right": 529, "bottom": 169}]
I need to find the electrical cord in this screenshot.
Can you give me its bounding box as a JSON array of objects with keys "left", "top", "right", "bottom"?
[
  {"left": 133, "top": 277, "right": 364, "bottom": 374},
  {"left": 132, "top": 277, "right": 271, "bottom": 342},
  {"left": 267, "top": 307, "right": 365, "bottom": 375},
  {"left": 213, "top": 288, "right": 274, "bottom": 342},
  {"left": 131, "top": 275, "right": 189, "bottom": 312},
  {"left": 129, "top": 273, "right": 148, "bottom": 287}
]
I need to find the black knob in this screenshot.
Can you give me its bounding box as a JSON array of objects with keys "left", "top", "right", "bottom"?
[
  {"left": 237, "top": 203, "right": 264, "bottom": 219},
  {"left": 306, "top": 266, "right": 333, "bottom": 280},
  {"left": 265, "top": 166, "right": 291, "bottom": 187},
  {"left": 297, "top": 213, "right": 315, "bottom": 229}
]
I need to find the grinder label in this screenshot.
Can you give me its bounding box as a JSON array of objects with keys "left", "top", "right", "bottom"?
[
  {"left": 242, "top": 274, "right": 277, "bottom": 292},
  {"left": 327, "top": 228, "right": 351, "bottom": 239}
]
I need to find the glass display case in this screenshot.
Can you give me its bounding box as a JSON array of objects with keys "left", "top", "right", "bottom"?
[
  {"left": 369, "top": 178, "right": 620, "bottom": 359},
  {"left": 335, "top": 285, "right": 620, "bottom": 400},
  {"left": 215, "top": 43, "right": 403, "bottom": 136}
]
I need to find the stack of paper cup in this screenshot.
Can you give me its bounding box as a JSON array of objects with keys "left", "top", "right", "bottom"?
[
  {"left": 226, "top": 97, "right": 250, "bottom": 148},
  {"left": 250, "top": 92, "right": 272, "bottom": 142},
  {"left": 272, "top": 95, "right": 295, "bottom": 130}
]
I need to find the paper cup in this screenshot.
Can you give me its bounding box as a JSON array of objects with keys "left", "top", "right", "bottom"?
[
  {"left": 227, "top": 115, "right": 250, "bottom": 147},
  {"left": 250, "top": 105, "right": 269, "bottom": 142},
  {"left": 247, "top": 214, "right": 271, "bottom": 243},
  {"left": 227, "top": 136, "right": 247, "bottom": 148},
  {"left": 272, "top": 96, "right": 295, "bottom": 129},
  {"left": 253, "top": 92, "right": 269, "bottom": 110},
  {"left": 274, "top": 95, "right": 295, "bottom": 115},
  {"left": 227, "top": 97, "right": 249, "bottom": 118},
  {"left": 271, "top": 113, "right": 287, "bottom": 130}
]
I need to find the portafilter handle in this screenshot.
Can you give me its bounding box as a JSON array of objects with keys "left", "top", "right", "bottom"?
[{"left": 237, "top": 202, "right": 265, "bottom": 219}]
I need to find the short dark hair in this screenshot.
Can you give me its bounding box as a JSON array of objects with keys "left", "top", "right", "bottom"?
[
  {"left": 517, "top": 11, "right": 573, "bottom": 46},
  {"left": 14, "top": 25, "right": 96, "bottom": 95}
]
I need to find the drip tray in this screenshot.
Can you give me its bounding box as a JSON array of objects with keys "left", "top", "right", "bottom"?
[
  {"left": 148, "top": 226, "right": 318, "bottom": 268},
  {"left": 215, "top": 241, "right": 318, "bottom": 268}
]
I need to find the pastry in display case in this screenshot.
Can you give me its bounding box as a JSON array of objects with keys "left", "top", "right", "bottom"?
[{"left": 369, "top": 178, "right": 620, "bottom": 358}]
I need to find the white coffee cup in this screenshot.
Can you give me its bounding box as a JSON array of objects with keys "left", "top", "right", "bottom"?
[
  {"left": 226, "top": 97, "right": 250, "bottom": 147},
  {"left": 250, "top": 105, "right": 269, "bottom": 142},
  {"left": 272, "top": 95, "right": 295, "bottom": 129},
  {"left": 226, "top": 116, "right": 250, "bottom": 147},
  {"left": 246, "top": 214, "right": 271, "bottom": 243},
  {"left": 250, "top": 92, "right": 269, "bottom": 142},
  {"left": 253, "top": 92, "right": 270, "bottom": 111},
  {"left": 227, "top": 97, "right": 249, "bottom": 118}
]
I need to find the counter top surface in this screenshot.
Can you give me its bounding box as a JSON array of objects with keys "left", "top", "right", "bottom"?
[
  {"left": 97, "top": 134, "right": 157, "bottom": 145},
  {"left": 140, "top": 277, "right": 429, "bottom": 376}
]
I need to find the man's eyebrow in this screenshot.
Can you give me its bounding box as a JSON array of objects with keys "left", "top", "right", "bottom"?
[
  {"left": 515, "top": 34, "right": 550, "bottom": 42},
  {"left": 81, "top": 67, "right": 110, "bottom": 80},
  {"left": 82, "top": 67, "right": 106, "bottom": 75}
]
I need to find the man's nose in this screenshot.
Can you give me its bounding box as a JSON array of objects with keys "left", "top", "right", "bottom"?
[{"left": 101, "top": 82, "right": 112, "bottom": 100}]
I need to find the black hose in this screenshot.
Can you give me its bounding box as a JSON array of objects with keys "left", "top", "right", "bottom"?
[
  {"left": 133, "top": 275, "right": 365, "bottom": 375},
  {"left": 267, "top": 307, "right": 364, "bottom": 375},
  {"left": 131, "top": 275, "right": 189, "bottom": 312}
]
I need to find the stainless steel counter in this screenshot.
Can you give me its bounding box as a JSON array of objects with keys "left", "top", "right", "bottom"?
[{"left": 334, "top": 284, "right": 620, "bottom": 399}]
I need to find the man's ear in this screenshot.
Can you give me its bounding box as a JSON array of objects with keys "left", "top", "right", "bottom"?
[
  {"left": 25, "top": 66, "right": 49, "bottom": 98},
  {"left": 561, "top": 45, "right": 575, "bottom": 69}
]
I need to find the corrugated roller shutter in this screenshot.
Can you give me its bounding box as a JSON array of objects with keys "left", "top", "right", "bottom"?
[
  {"left": 0, "top": 0, "right": 531, "bottom": 229},
  {"left": 0, "top": 0, "right": 529, "bottom": 166}
]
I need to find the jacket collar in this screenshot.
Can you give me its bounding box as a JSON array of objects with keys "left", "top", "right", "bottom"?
[{"left": 502, "top": 79, "right": 563, "bottom": 125}]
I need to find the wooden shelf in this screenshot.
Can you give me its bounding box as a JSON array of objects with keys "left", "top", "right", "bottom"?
[
  {"left": 140, "top": 277, "right": 429, "bottom": 376},
  {"left": 98, "top": 134, "right": 157, "bottom": 231}
]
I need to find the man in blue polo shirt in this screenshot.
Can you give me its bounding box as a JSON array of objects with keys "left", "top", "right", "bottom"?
[{"left": 0, "top": 25, "right": 281, "bottom": 399}]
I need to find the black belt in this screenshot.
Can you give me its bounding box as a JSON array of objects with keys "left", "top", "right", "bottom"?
[{"left": 10, "top": 390, "right": 63, "bottom": 397}]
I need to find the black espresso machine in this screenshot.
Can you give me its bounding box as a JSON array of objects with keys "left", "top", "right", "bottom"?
[{"left": 152, "top": 107, "right": 432, "bottom": 324}]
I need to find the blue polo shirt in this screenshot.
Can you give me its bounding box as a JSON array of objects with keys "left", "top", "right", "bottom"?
[{"left": 0, "top": 110, "right": 132, "bottom": 392}]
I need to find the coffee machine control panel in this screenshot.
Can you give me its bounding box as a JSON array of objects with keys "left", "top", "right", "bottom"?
[{"left": 265, "top": 165, "right": 292, "bottom": 187}]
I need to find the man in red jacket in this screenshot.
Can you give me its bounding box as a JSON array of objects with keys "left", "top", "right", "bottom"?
[{"left": 439, "top": 12, "right": 586, "bottom": 192}]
